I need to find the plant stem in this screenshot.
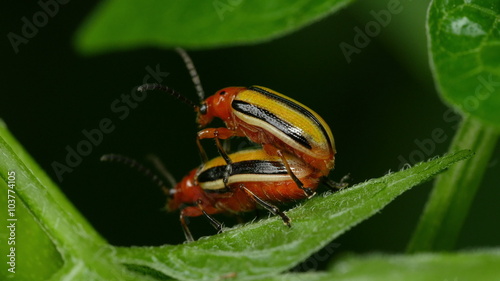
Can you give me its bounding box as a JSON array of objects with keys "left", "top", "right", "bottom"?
[{"left": 407, "top": 115, "right": 499, "bottom": 253}]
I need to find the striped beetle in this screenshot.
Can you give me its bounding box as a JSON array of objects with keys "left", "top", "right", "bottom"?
[
  {"left": 168, "top": 148, "right": 321, "bottom": 241},
  {"left": 195, "top": 85, "right": 336, "bottom": 176},
  {"left": 102, "top": 148, "right": 322, "bottom": 241},
  {"left": 137, "top": 51, "right": 336, "bottom": 197}
]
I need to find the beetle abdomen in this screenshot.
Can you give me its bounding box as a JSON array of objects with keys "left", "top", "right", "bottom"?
[{"left": 232, "top": 86, "right": 335, "bottom": 163}]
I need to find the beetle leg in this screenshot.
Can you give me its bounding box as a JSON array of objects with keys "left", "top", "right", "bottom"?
[
  {"left": 275, "top": 149, "right": 316, "bottom": 198},
  {"left": 239, "top": 184, "right": 291, "bottom": 227},
  {"left": 197, "top": 127, "right": 236, "bottom": 164},
  {"left": 340, "top": 173, "right": 351, "bottom": 185},
  {"left": 322, "top": 174, "right": 350, "bottom": 191},
  {"left": 196, "top": 199, "right": 224, "bottom": 233},
  {"left": 214, "top": 131, "right": 233, "bottom": 189},
  {"left": 179, "top": 210, "right": 194, "bottom": 242},
  {"left": 198, "top": 127, "right": 236, "bottom": 140},
  {"left": 196, "top": 135, "right": 209, "bottom": 163}
]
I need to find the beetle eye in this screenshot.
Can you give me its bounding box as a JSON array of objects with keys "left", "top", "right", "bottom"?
[
  {"left": 219, "top": 91, "right": 226, "bottom": 96},
  {"left": 199, "top": 103, "right": 208, "bottom": 115}
]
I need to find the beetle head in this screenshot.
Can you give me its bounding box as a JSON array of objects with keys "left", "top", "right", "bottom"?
[
  {"left": 167, "top": 169, "right": 206, "bottom": 212},
  {"left": 196, "top": 87, "right": 245, "bottom": 127}
]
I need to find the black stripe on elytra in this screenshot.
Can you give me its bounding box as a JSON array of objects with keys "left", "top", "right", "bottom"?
[
  {"left": 197, "top": 160, "right": 288, "bottom": 184},
  {"left": 232, "top": 101, "right": 312, "bottom": 150},
  {"left": 247, "top": 86, "right": 333, "bottom": 150}
]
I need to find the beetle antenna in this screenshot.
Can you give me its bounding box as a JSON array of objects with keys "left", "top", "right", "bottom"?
[
  {"left": 101, "top": 154, "right": 170, "bottom": 191},
  {"left": 175, "top": 47, "right": 205, "bottom": 102},
  {"left": 137, "top": 83, "right": 198, "bottom": 110}
]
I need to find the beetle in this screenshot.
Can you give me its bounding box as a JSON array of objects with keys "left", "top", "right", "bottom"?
[
  {"left": 138, "top": 83, "right": 335, "bottom": 197},
  {"left": 102, "top": 148, "right": 322, "bottom": 241},
  {"left": 197, "top": 85, "right": 335, "bottom": 174},
  {"left": 137, "top": 50, "right": 335, "bottom": 197},
  {"left": 138, "top": 84, "right": 335, "bottom": 174},
  {"left": 170, "top": 148, "right": 322, "bottom": 241}
]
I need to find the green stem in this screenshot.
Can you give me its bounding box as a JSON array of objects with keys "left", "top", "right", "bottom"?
[{"left": 407, "top": 115, "right": 499, "bottom": 253}]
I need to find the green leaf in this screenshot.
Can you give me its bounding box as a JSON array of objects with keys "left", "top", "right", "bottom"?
[
  {"left": 114, "top": 150, "right": 473, "bottom": 281},
  {"left": 0, "top": 121, "right": 162, "bottom": 281},
  {"left": 267, "top": 249, "right": 500, "bottom": 281},
  {"left": 0, "top": 180, "right": 63, "bottom": 280},
  {"left": 74, "top": 0, "right": 354, "bottom": 54},
  {"left": 428, "top": 0, "right": 500, "bottom": 129}
]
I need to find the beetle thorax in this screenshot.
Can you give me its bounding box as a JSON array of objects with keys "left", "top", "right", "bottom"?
[
  {"left": 198, "top": 87, "right": 244, "bottom": 127},
  {"left": 167, "top": 169, "right": 204, "bottom": 211}
]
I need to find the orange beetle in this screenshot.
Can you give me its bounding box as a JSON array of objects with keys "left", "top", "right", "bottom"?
[
  {"left": 166, "top": 148, "right": 321, "bottom": 241},
  {"left": 137, "top": 50, "right": 336, "bottom": 198}
]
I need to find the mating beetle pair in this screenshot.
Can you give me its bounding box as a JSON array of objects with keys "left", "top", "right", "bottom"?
[
  {"left": 138, "top": 83, "right": 336, "bottom": 197},
  {"left": 107, "top": 49, "right": 340, "bottom": 241}
]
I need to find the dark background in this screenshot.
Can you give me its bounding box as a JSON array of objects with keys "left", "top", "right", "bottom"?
[{"left": 3, "top": 0, "right": 499, "bottom": 263}]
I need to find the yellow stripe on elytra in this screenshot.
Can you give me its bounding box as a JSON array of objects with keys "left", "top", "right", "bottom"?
[
  {"left": 202, "top": 149, "right": 282, "bottom": 170},
  {"left": 200, "top": 173, "right": 293, "bottom": 190},
  {"left": 198, "top": 149, "right": 312, "bottom": 191},
  {"left": 235, "top": 87, "right": 335, "bottom": 156}
]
